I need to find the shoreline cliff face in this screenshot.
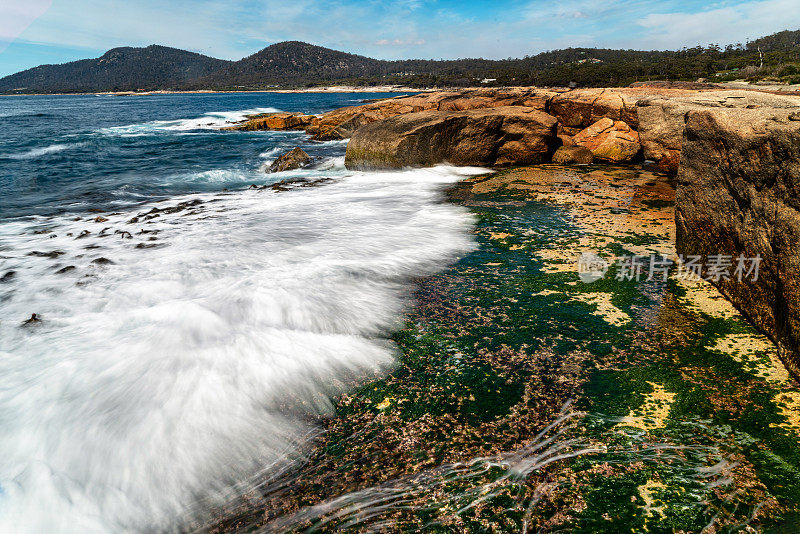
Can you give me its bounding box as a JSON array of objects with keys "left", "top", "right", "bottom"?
[{"left": 676, "top": 106, "right": 800, "bottom": 376}]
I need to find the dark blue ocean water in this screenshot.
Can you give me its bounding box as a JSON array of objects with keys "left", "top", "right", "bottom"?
[{"left": 0, "top": 92, "right": 406, "bottom": 219}]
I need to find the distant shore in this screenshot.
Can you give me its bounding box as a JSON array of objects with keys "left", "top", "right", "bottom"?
[
  {"left": 3, "top": 81, "right": 799, "bottom": 98},
  {"left": 0, "top": 85, "right": 433, "bottom": 97}
]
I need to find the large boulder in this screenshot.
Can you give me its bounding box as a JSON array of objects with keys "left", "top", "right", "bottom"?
[
  {"left": 548, "top": 89, "right": 639, "bottom": 130},
  {"left": 676, "top": 106, "right": 800, "bottom": 376},
  {"left": 267, "top": 147, "right": 311, "bottom": 173},
  {"left": 637, "top": 90, "right": 800, "bottom": 173},
  {"left": 345, "top": 107, "right": 558, "bottom": 170},
  {"left": 572, "top": 118, "right": 641, "bottom": 163},
  {"left": 224, "top": 112, "right": 316, "bottom": 131}
]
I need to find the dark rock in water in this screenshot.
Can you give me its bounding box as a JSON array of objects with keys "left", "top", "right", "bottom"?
[
  {"left": 552, "top": 145, "right": 593, "bottom": 164},
  {"left": 0, "top": 271, "right": 16, "bottom": 283},
  {"left": 22, "top": 313, "right": 42, "bottom": 327},
  {"left": 790, "top": 111, "right": 800, "bottom": 121},
  {"left": 345, "top": 107, "right": 558, "bottom": 169},
  {"left": 676, "top": 106, "right": 800, "bottom": 377},
  {"left": 91, "top": 257, "right": 114, "bottom": 265},
  {"left": 270, "top": 176, "right": 333, "bottom": 192},
  {"left": 268, "top": 147, "right": 311, "bottom": 173},
  {"left": 76, "top": 230, "right": 91, "bottom": 239},
  {"left": 27, "top": 250, "right": 65, "bottom": 259},
  {"left": 55, "top": 265, "right": 76, "bottom": 274}
]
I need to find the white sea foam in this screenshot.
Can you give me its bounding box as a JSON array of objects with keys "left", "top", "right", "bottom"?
[
  {"left": 3, "top": 142, "right": 86, "bottom": 159},
  {"left": 101, "top": 107, "right": 282, "bottom": 136},
  {"left": 0, "top": 165, "right": 481, "bottom": 533}
]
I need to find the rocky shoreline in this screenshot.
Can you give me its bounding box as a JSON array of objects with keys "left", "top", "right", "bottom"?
[{"left": 230, "top": 85, "right": 800, "bottom": 378}]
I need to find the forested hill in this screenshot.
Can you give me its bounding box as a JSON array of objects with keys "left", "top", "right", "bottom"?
[
  {"left": 2, "top": 29, "right": 799, "bottom": 93},
  {"left": 192, "top": 41, "right": 387, "bottom": 88},
  {"left": 0, "top": 45, "right": 230, "bottom": 93}
]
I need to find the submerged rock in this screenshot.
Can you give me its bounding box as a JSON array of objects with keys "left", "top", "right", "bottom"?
[
  {"left": 267, "top": 147, "right": 311, "bottom": 173},
  {"left": 345, "top": 107, "right": 558, "bottom": 169},
  {"left": 552, "top": 145, "right": 593, "bottom": 164},
  {"left": 22, "top": 313, "right": 42, "bottom": 327},
  {"left": 676, "top": 106, "right": 800, "bottom": 376},
  {"left": 573, "top": 118, "right": 641, "bottom": 163}
]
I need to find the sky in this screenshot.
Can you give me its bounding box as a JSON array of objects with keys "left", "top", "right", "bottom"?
[{"left": 1, "top": 0, "right": 800, "bottom": 77}]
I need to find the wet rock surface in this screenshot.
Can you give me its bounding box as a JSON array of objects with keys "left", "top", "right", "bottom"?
[{"left": 267, "top": 147, "right": 311, "bottom": 173}]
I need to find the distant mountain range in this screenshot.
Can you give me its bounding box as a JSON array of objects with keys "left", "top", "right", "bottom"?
[{"left": 2, "top": 30, "right": 799, "bottom": 93}]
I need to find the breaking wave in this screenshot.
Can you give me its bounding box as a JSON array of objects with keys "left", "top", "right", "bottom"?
[{"left": 0, "top": 165, "right": 482, "bottom": 533}]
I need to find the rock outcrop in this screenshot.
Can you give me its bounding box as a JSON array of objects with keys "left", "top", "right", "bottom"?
[
  {"left": 345, "top": 107, "right": 558, "bottom": 169},
  {"left": 549, "top": 89, "right": 639, "bottom": 130},
  {"left": 552, "top": 145, "right": 593, "bottom": 164},
  {"left": 224, "top": 112, "right": 317, "bottom": 131},
  {"left": 267, "top": 147, "right": 311, "bottom": 172},
  {"left": 309, "top": 88, "right": 554, "bottom": 140},
  {"left": 572, "top": 118, "right": 641, "bottom": 163},
  {"left": 637, "top": 90, "right": 800, "bottom": 173},
  {"left": 676, "top": 106, "right": 800, "bottom": 375}
]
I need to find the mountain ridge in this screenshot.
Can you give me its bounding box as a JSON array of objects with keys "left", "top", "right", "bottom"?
[{"left": 2, "top": 30, "right": 799, "bottom": 93}]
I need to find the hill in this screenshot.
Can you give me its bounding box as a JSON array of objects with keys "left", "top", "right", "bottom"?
[
  {"left": 193, "top": 41, "right": 387, "bottom": 88},
  {"left": 0, "top": 45, "right": 230, "bottom": 93},
  {"left": 2, "top": 29, "right": 799, "bottom": 93}
]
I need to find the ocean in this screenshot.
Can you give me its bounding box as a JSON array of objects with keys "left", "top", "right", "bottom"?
[{"left": 0, "top": 92, "right": 481, "bottom": 532}]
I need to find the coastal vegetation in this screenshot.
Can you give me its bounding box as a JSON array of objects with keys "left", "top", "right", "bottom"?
[{"left": 2, "top": 30, "right": 799, "bottom": 94}]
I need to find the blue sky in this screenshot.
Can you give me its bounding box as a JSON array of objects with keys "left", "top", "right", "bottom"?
[{"left": 1, "top": 0, "right": 799, "bottom": 77}]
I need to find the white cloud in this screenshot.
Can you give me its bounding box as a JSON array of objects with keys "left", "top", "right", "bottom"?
[
  {"left": 0, "top": 0, "right": 52, "bottom": 52},
  {"left": 636, "top": 0, "right": 800, "bottom": 49}
]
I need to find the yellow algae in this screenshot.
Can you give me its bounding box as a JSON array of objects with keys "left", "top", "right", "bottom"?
[
  {"left": 376, "top": 398, "right": 393, "bottom": 410},
  {"left": 572, "top": 292, "right": 630, "bottom": 327},
  {"left": 533, "top": 289, "right": 561, "bottom": 296},
  {"left": 711, "top": 333, "right": 787, "bottom": 384},
  {"left": 489, "top": 232, "right": 511, "bottom": 240},
  {"left": 638, "top": 479, "right": 667, "bottom": 520},
  {"left": 772, "top": 391, "right": 800, "bottom": 434},
  {"left": 673, "top": 275, "right": 738, "bottom": 320},
  {"left": 620, "top": 382, "right": 676, "bottom": 430}
]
